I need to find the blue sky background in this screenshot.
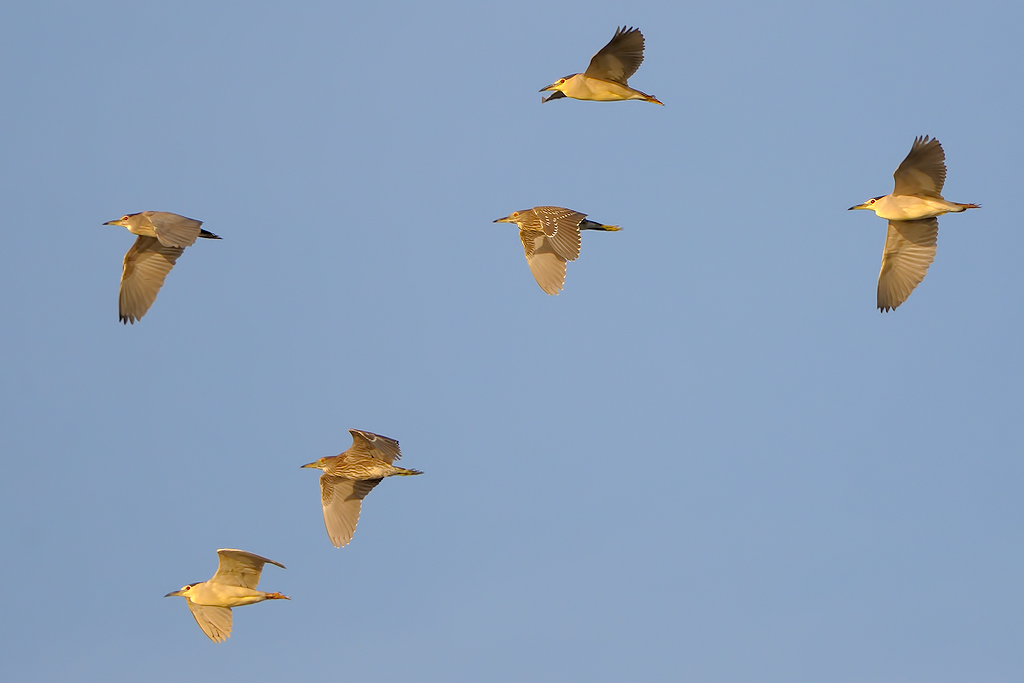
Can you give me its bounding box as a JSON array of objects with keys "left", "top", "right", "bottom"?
[{"left": 1, "top": 1, "right": 1022, "bottom": 680}]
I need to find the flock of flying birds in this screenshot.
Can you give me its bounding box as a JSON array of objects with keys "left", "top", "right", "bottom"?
[{"left": 103, "top": 26, "right": 977, "bottom": 641}]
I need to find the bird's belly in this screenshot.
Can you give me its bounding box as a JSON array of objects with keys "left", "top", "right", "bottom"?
[
  {"left": 874, "top": 196, "right": 955, "bottom": 220},
  {"left": 190, "top": 585, "right": 265, "bottom": 607},
  {"left": 570, "top": 78, "right": 638, "bottom": 101}
]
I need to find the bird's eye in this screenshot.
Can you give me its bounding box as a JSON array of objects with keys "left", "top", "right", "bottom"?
[
  {"left": 559, "top": 79, "right": 565, "bottom": 84},
  {"left": 512, "top": 212, "right": 519, "bottom": 217},
  {"left": 121, "top": 215, "right": 130, "bottom": 220},
  {"left": 183, "top": 585, "right": 190, "bottom": 591},
  {"left": 869, "top": 199, "right": 875, "bottom": 204}
]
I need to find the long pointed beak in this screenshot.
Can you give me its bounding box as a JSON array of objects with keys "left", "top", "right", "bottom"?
[
  {"left": 103, "top": 220, "right": 119, "bottom": 225},
  {"left": 493, "top": 216, "right": 513, "bottom": 224},
  {"left": 847, "top": 204, "right": 866, "bottom": 211},
  {"left": 539, "top": 83, "right": 556, "bottom": 92},
  {"left": 300, "top": 462, "right": 318, "bottom": 469},
  {"left": 164, "top": 590, "right": 185, "bottom": 598}
]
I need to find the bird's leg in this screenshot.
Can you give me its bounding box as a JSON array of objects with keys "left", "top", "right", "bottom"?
[{"left": 264, "top": 592, "right": 290, "bottom": 600}]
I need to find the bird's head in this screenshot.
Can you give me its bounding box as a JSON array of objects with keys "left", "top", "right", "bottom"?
[
  {"left": 164, "top": 582, "right": 200, "bottom": 598},
  {"left": 301, "top": 458, "right": 330, "bottom": 471},
  {"left": 493, "top": 211, "right": 524, "bottom": 225},
  {"left": 539, "top": 75, "right": 574, "bottom": 101},
  {"left": 103, "top": 214, "right": 135, "bottom": 227},
  {"left": 848, "top": 196, "right": 885, "bottom": 211}
]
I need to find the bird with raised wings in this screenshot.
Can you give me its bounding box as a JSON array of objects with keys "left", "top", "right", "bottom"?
[
  {"left": 164, "top": 549, "right": 288, "bottom": 643},
  {"left": 301, "top": 429, "right": 422, "bottom": 548},
  {"left": 540, "top": 26, "right": 662, "bottom": 104},
  {"left": 849, "top": 136, "right": 979, "bottom": 311},
  {"left": 103, "top": 211, "right": 220, "bottom": 324},
  {"left": 493, "top": 206, "right": 620, "bottom": 295}
]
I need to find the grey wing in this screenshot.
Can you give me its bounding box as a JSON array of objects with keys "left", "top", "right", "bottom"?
[
  {"left": 119, "top": 236, "right": 184, "bottom": 324},
  {"left": 584, "top": 27, "right": 646, "bottom": 84},
  {"left": 877, "top": 219, "right": 938, "bottom": 312},
  {"left": 212, "top": 549, "right": 285, "bottom": 589},
  {"left": 321, "top": 476, "right": 382, "bottom": 547},
  {"left": 893, "top": 136, "right": 946, "bottom": 198},
  {"left": 145, "top": 211, "right": 205, "bottom": 248},
  {"left": 187, "top": 601, "right": 233, "bottom": 643},
  {"left": 348, "top": 429, "right": 402, "bottom": 464},
  {"left": 533, "top": 207, "right": 584, "bottom": 261}
]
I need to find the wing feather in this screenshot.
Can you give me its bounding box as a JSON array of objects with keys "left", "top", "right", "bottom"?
[
  {"left": 877, "top": 219, "right": 938, "bottom": 311},
  {"left": 186, "top": 602, "right": 233, "bottom": 643},
  {"left": 584, "top": 27, "right": 646, "bottom": 84},
  {"left": 320, "top": 476, "right": 382, "bottom": 547},
  {"left": 145, "top": 211, "right": 205, "bottom": 248},
  {"left": 119, "top": 236, "right": 184, "bottom": 324},
  {"left": 526, "top": 239, "right": 568, "bottom": 295},
  {"left": 893, "top": 136, "right": 946, "bottom": 198},
  {"left": 347, "top": 429, "right": 401, "bottom": 464},
  {"left": 212, "top": 549, "right": 284, "bottom": 589}
]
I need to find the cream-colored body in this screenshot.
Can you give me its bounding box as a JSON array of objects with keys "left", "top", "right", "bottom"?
[
  {"left": 857, "top": 194, "right": 971, "bottom": 221},
  {"left": 549, "top": 74, "right": 656, "bottom": 102},
  {"left": 183, "top": 582, "right": 273, "bottom": 608}
]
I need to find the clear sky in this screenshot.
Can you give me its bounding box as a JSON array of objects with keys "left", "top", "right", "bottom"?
[{"left": 1, "top": 1, "right": 1022, "bottom": 681}]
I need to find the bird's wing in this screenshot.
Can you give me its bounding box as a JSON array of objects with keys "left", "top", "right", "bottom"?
[
  {"left": 877, "top": 219, "right": 938, "bottom": 312},
  {"left": 186, "top": 601, "right": 233, "bottom": 643},
  {"left": 892, "top": 136, "right": 946, "bottom": 198},
  {"left": 532, "top": 207, "right": 584, "bottom": 261},
  {"left": 119, "top": 236, "right": 184, "bottom": 324},
  {"left": 321, "top": 476, "right": 382, "bottom": 547},
  {"left": 145, "top": 211, "right": 204, "bottom": 248},
  {"left": 212, "top": 549, "right": 285, "bottom": 589},
  {"left": 347, "top": 429, "right": 402, "bottom": 464},
  {"left": 584, "top": 27, "right": 645, "bottom": 85},
  {"left": 522, "top": 233, "right": 568, "bottom": 295}
]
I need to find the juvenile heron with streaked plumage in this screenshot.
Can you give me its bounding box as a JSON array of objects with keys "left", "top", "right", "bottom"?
[
  {"left": 493, "top": 206, "right": 620, "bottom": 295},
  {"left": 302, "top": 429, "right": 422, "bottom": 548}
]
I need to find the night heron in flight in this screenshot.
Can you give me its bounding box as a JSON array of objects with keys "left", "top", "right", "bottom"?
[
  {"left": 540, "top": 26, "right": 662, "bottom": 104},
  {"left": 164, "top": 549, "right": 288, "bottom": 643},
  {"left": 103, "top": 211, "right": 220, "bottom": 324},
  {"left": 849, "top": 136, "right": 979, "bottom": 311},
  {"left": 302, "top": 429, "right": 422, "bottom": 548},
  {"left": 493, "top": 206, "right": 620, "bottom": 295}
]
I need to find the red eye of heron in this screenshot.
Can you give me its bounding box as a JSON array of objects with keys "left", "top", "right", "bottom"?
[{"left": 559, "top": 79, "right": 565, "bottom": 84}]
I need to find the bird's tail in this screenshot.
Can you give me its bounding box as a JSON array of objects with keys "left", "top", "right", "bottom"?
[
  {"left": 264, "top": 592, "right": 290, "bottom": 600},
  {"left": 393, "top": 467, "right": 423, "bottom": 476},
  {"left": 200, "top": 229, "right": 222, "bottom": 239},
  {"left": 954, "top": 202, "right": 981, "bottom": 211},
  {"left": 580, "top": 220, "right": 622, "bottom": 232}
]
